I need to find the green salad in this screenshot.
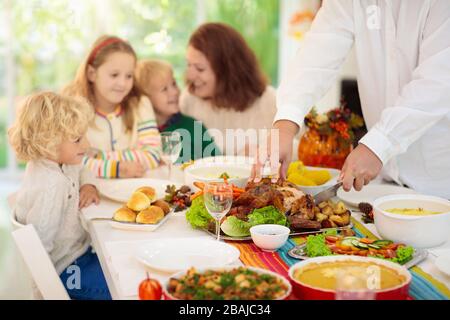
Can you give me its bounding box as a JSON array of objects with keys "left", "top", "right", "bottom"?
[
  {"left": 185, "top": 199, "right": 287, "bottom": 237},
  {"left": 304, "top": 231, "right": 415, "bottom": 265}
]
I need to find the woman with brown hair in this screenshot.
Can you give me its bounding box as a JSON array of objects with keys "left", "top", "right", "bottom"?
[{"left": 180, "top": 22, "right": 277, "bottom": 155}]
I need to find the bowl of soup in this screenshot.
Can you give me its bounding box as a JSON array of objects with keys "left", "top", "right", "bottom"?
[
  {"left": 184, "top": 156, "right": 252, "bottom": 189},
  {"left": 288, "top": 255, "right": 411, "bottom": 300},
  {"left": 373, "top": 194, "right": 450, "bottom": 248}
]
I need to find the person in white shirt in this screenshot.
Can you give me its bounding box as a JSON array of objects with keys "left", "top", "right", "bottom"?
[
  {"left": 9, "top": 92, "right": 110, "bottom": 299},
  {"left": 264, "top": 0, "right": 450, "bottom": 198}
]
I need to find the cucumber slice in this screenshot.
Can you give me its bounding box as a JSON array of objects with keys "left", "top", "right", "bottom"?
[
  {"left": 373, "top": 240, "right": 393, "bottom": 247},
  {"left": 368, "top": 244, "right": 382, "bottom": 249},
  {"left": 341, "top": 238, "right": 356, "bottom": 247},
  {"left": 351, "top": 239, "right": 369, "bottom": 249}
]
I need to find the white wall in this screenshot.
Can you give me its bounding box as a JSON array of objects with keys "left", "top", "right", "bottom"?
[{"left": 278, "top": 0, "right": 357, "bottom": 113}]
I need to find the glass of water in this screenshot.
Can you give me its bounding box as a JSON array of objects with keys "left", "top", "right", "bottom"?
[
  {"left": 203, "top": 182, "right": 233, "bottom": 241},
  {"left": 160, "top": 131, "right": 182, "bottom": 180}
]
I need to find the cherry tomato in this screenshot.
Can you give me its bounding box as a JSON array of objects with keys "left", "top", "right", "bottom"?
[
  {"left": 139, "top": 273, "right": 162, "bottom": 300},
  {"left": 386, "top": 249, "right": 397, "bottom": 259}
]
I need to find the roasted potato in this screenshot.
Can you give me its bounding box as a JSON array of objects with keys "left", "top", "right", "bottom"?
[
  {"left": 321, "top": 205, "right": 334, "bottom": 216},
  {"left": 329, "top": 212, "right": 351, "bottom": 226},
  {"left": 318, "top": 201, "right": 329, "bottom": 209},
  {"left": 315, "top": 213, "right": 328, "bottom": 223},
  {"left": 334, "top": 201, "right": 347, "bottom": 214}
]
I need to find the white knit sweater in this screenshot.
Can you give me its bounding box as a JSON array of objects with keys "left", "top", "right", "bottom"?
[
  {"left": 13, "top": 159, "right": 94, "bottom": 274},
  {"left": 180, "top": 86, "right": 277, "bottom": 155}
]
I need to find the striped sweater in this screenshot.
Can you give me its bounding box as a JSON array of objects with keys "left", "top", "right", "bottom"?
[{"left": 84, "top": 96, "right": 161, "bottom": 178}]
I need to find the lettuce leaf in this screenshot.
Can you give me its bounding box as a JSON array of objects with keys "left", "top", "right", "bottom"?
[
  {"left": 247, "top": 206, "right": 287, "bottom": 226},
  {"left": 305, "top": 234, "right": 333, "bottom": 257},
  {"left": 220, "top": 206, "right": 287, "bottom": 237},
  {"left": 389, "top": 246, "right": 415, "bottom": 265},
  {"left": 220, "top": 216, "right": 252, "bottom": 237},
  {"left": 185, "top": 197, "right": 213, "bottom": 229}
]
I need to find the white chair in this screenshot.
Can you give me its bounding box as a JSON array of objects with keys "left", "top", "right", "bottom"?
[
  {"left": 7, "top": 192, "right": 24, "bottom": 230},
  {"left": 9, "top": 212, "right": 25, "bottom": 230},
  {"left": 11, "top": 225, "right": 70, "bottom": 300}
]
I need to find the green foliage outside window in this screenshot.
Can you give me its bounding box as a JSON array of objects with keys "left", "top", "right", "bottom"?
[
  {"left": 0, "top": 0, "right": 280, "bottom": 169},
  {"left": 205, "top": 0, "right": 279, "bottom": 85}
]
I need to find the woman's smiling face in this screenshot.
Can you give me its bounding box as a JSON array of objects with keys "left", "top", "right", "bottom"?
[{"left": 185, "top": 45, "right": 216, "bottom": 99}]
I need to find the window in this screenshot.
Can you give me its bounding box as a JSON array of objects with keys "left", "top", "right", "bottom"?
[
  {"left": 0, "top": 1, "right": 8, "bottom": 169},
  {"left": 0, "top": 0, "right": 280, "bottom": 171},
  {"left": 205, "top": 0, "right": 279, "bottom": 84}
]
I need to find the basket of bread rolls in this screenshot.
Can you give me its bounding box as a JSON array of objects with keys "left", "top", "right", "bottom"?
[{"left": 113, "top": 186, "right": 172, "bottom": 225}]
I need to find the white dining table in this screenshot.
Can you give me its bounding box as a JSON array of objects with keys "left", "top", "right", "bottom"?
[{"left": 81, "top": 165, "right": 450, "bottom": 300}]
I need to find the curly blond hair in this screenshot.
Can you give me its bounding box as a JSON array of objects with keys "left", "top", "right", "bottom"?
[{"left": 8, "top": 92, "right": 94, "bottom": 161}]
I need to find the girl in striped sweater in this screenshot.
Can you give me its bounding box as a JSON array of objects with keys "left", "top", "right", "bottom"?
[{"left": 64, "top": 35, "right": 161, "bottom": 178}]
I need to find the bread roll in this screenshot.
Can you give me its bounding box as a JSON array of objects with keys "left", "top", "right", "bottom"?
[
  {"left": 127, "top": 191, "right": 151, "bottom": 211},
  {"left": 152, "top": 199, "right": 171, "bottom": 215},
  {"left": 135, "top": 186, "right": 156, "bottom": 202},
  {"left": 136, "top": 206, "right": 165, "bottom": 224},
  {"left": 113, "top": 207, "right": 137, "bottom": 222}
]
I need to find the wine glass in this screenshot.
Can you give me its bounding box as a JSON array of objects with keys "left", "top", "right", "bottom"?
[
  {"left": 160, "top": 131, "right": 182, "bottom": 180},
  {"left": 203, "top": 182, "right": 233, "bottom": 241}
]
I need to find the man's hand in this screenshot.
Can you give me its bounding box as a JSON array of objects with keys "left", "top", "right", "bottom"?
[
  {"left": 79, "top": 184, "right": 100, "bottom": 208},
  {"left": 119, "top": 161, "right": 145, "bottom": 178},
  {"left": 249, "top": 120, "right": 299, "bottom": 182},
  {"left": 340, "top": 144, "right": 383, "bottom": 192}
]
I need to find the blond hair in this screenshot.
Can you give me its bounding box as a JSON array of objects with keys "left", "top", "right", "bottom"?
[
  {"left": 63, "top": 35, "right": 141, "bottom": 132},
  {"left": 8, "top": 92, "right": 94, "bottom": 161},
  {"left": 135, "top": 59, "right": 173, "bottom": 97}
]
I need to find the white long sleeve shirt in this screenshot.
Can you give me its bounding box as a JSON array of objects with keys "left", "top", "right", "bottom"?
[
  {"left": 275, "top": 0, "right": 450, "bottom": 198},
  {"left": 14, "top": 160, "right": 94, "bottom": 274}
]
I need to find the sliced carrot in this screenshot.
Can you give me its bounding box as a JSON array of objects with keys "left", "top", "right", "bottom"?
[
  {"left": 190, "top": 191, "right": 203, "bottom": 201},
  {"left": 359, "top": 238, "right": 375, "bottom": 244},
  {"left": 336, "top": 244, "right": 353, "bottom": 251},
  {"left": 232, "top": 187, "right": 245, "bottom": 193}
]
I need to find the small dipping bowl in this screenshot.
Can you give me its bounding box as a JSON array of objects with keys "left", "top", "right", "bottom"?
[{"left": 250, "top": 224, "right": 290, "bottom": 252}]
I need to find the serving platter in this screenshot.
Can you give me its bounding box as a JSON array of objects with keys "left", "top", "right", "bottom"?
[
  {"left": 109, "top": 210, "right": 173, "bottom": 231},
  {"left": 203, "top": 223, "right": 354, "bottom": 241},
  {"left": 287, "top": 243, "right": 428, "bottom": 269},
  {"left": 90, "top": 209, "right": 174, "bottom": 232}
]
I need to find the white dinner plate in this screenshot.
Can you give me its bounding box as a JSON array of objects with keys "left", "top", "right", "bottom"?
[
  {"left": 135, "top": 238, "right": 241, "bottom": 273},
  {"left": 435, "top": 253, "right": 450, "bottom": 277},
  {"left": 337, "top": 184, "right": 418, "bottom": 208},
  {"left": 98, "top": 178, "right": 179, "bottom": 203}
]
